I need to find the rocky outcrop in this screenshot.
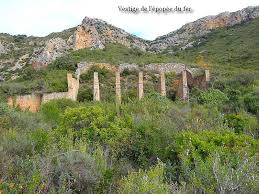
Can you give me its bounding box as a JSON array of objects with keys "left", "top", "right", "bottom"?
[
  {"left": 0, "top": 42, "right": 7, "bottom": 54},
  {"left": 29, "top": 17, "right": 149, "bottom": 69},
  {"left": 149, "top": 6, "right": 259, "bottom": 51},
  {"left": 30, "top": 38, "right": 70, "bottom": 69},
  {"left": 70, "top": 16, "right": 148, "bottom": 51},
  {"left": 72, "top": 24, "right": 104, "bottom": 50}
]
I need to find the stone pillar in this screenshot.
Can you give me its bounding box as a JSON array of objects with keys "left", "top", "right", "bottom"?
[
  {"left": 138, "top": 71, "right": 144, "bottom": 100},
  {"left": 7, "top": 96, "right": 14, "bottom": 108},
  {"left": 205, "top": 69, "right": 210, "bottom": 82},
  {"left": 115, "top": 71, "right": 121, "bottom": 104},
  {"left": 182, "top": 70, "right": 188, "bottom": 101},
  {"left": 93, "top": 72, "right": 100, "bottom": 101},
  {"left": 160, "top": 71, "right": 166, "bottom": 96},
  {"left": 67, "top": 73, "right": 80, "bottom": 101}
]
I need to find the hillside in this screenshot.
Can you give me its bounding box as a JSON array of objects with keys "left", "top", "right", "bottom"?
[
  {"left": 175, "top": 17, "right": 259, "bottom": 69},
  {"left": 1, "top": 6, "right": 259, "bottom": 83},
  {"left": 150, "top": 6, "right": 259, "bottom": 51}
]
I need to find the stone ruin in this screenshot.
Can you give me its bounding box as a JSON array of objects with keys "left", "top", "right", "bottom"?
[
  {"left": 7, "top": 73, "right": 79, "bottom": 112},
  {"left": 78, "top": 62, "right": 210, "bottom": 103},
  {"left": 7, "top": 63, "right": 210, "bottom": 112}
]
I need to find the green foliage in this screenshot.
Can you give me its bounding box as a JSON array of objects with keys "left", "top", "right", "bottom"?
[
  {"left": 53, "top": 151, "right": 101, "bottom": 193},
  {"left": 118, "top": 161, "right": 170, "bottom": 194},
  {"left": 49, "top": 43, "right": 179, "bottom": 70},
  {"left": 30, "top": 128, "right": 50, "bottom": 154},
  {"left": 225, "top": 112, "right": 258, "bottom": 136},
  {"left": 0, "top": 68, "right": 68, "bottom": 95},
  {"left": 244, "top": 92, "right": 259, "bottom": 115},
  {"left": 176, "top": 18, "right": 259, "bottom": 68},
  {"left": 0, "top": 94, "right": 258, "bottom": 193},
  {"left": 55, "top": 104, "right": 132, "bottom": 149},
  {"left": 174, "top": 130, "right": 258, "bottom": 160},
  {"left": 40, "top": 99, "right": 78, "bottom": 124},
  {"left": 172, "top": 130, "right": 259, "bottom": 193},
  {"left": 197, "top": 88, "right": 229, "bottom": 108}
]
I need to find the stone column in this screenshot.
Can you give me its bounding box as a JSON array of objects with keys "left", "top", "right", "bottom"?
[
  {"left": 182, "top": 70, "right": 188, "bottom": 101},
  {"left": 93, "top": 72, "right": 100, "bottom": 101},
  {"left": 160, "top": 71, "right": 166, "bottom": 96},
  {"left": 115, "top": 71, "right": 121, "bottom": 104},
  {"left": 138, "top": 71, "right": 144, "bottom": 100},
  {"left": 67, "top": 73, "right": 80, "bottom": 101},
  {"left": 205, "top": 69, "right": 210, "bottom": 82}
]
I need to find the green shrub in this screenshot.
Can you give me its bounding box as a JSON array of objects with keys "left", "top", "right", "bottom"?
[
  {"left": 244, "top": 92, "right": 259, "bottom": 115},
  {"left": 118, "top": 161, "right": 170, "bottom": 194},
  {"left": 173, "top": 130, "right": 258, "bottom": 160},
  {"left": 197, "top": 89, "right": 229, "bottom": 108},
  {"left": 30, "top": 128, "right": 50, "bottom": 153},
  {"left": 53, "top": 151, "right": 101, "bottom": 193},
  {"left": 55, "top": 104, "right": 132, "bottom": 149},
  {"left": 172, "top": 130, "right": 259, "bottom": 193},
  {"left": 225, "top": 112, "right": 258, "bottom": 136},
  {"left": 40, "top": 99, "right": 78, "bottom": 124}
]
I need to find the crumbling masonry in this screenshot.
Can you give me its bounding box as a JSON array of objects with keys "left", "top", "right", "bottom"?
[
  {"left": 7, "top": 63, "right": 210, "bottom": 112},
  {"left": 8, "top": 73, "right": 79, "bottom": 112}
]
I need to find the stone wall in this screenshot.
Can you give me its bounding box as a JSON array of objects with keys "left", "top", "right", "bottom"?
[
  {"left": 176, "top": 69, "right": 210, "bottom": 99},
  {"left": 7, "top": 63, "right": 210, "bottom": 112},
  {"left": 8, "top": 73, "right": 80, "bottom": 112},
  {"left": 42, "top": 92, "right": 68, "bottom": 103},
  {"left": 7, "top": 94, "right": 42, "bottom": 112},
  {"left": 77, "top": 62, "right": 187, "bottom": 75}
]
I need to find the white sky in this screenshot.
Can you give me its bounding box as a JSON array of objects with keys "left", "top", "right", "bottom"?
[{"left": 0, "top": 0, "right": 258, "bottom": 40}]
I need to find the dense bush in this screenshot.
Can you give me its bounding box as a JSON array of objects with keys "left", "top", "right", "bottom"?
[
  {"left": 224, "top": 112, "right": 258, "bottom": 136},
  {"left": 118, "top": 161, "right": 170, "bottom": 194},
  {"left": 54, "top": 104, "right": 132, "bottom": 150},
  {"left": 172, "top": 130, "right": 258, "bottom": 193},
  {"left": 197, "top": 88, "right": 229, "bottom": 108},
  {"left": 0, "top": 96, "right": 258, "bottom": 193},
  {"left": 40, "top": 99, "right": 79, "bottom": 124}
]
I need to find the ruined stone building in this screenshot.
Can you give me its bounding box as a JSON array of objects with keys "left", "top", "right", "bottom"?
[
  {"left": 7, "top": 63, "right": 210, "bottom": 112},
  {"left": 7, "top": 73, "right": 79, "bottom": 112}
]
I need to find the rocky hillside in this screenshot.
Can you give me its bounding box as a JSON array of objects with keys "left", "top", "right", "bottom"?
[
  {"left": 1, "top": 6, "right": 259, "bottom": 81},
  {"left": 0, "top": 17, "right": 149, "bottom": 78},
  {"left": 149, "top": 6, "right": 259, "bottom": 52},
  {"left": 176, "top": 17, "right": 259, "bottom": 68}
]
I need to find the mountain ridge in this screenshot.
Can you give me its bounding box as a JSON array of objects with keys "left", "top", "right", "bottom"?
[{"left": 0, "top": 5, "right": 258, "bottom": 78}]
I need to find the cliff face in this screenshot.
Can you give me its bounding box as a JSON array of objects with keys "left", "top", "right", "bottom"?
[
  {"left": 149, "top": 6, "right": 259, "bottom": 51},
  {"left": 72, "top": 17, "right": 148, "bottom": 51}
]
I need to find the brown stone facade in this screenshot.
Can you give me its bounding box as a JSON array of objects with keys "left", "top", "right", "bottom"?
[
  {"left": 176, "top": 69, "right": 210, "bottom": 100},
  {"left": 7, "top": 94, "right": 42, "bottom": 112}
]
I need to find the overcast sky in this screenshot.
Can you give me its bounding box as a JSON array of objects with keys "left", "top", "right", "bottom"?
[{"left": 0, "top": 0, "right": 258, "bottom": 40}]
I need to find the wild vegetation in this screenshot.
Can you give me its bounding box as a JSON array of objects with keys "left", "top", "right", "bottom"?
[
  {"left": 0, "top": 75, "right": 258, "bottom": 193},
  {"left": 0, "top": 19, "right": 259, "bottom": 193}
]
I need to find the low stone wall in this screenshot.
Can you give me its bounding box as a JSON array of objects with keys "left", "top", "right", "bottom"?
[
  {"left": 77, "top": 62, "right": 187, "bottom": 75},
  {"left": 8, "top": 73, "right": 80, "bottom": 112},
  {"left": 7, "top": 94, "right": 42, "bottom": 112},
  {"left": 42, "top": 92, "right": 68, "bottom": 104}
]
